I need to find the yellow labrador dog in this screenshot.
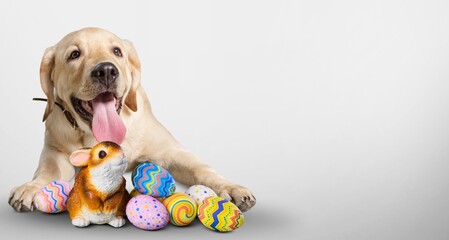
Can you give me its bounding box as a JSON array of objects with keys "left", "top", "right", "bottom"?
[{"left": 9, "top": 27, "right": 256, "bottom": 212}]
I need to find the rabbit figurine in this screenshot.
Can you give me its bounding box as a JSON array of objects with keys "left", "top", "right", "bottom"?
[{"left": 67, "top": 141, "right": 130, "bottom": 227}]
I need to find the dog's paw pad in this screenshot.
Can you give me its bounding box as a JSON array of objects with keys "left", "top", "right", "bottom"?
[
  {"left": 218, "top": 184, "right": 256, "bottom": 212},
  {"left": 9, "top": 182, "right": 41, "bottom": 212}
]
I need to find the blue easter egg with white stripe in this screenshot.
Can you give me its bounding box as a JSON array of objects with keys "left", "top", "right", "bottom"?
[{"left": 131, "top": 162, "right": 176, "bottom": 198}]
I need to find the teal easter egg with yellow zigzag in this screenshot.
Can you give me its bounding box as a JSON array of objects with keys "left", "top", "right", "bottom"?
[
  {"left": 197, "top": 196, "right": 244, "bottom": 232},
  {"left": 131, "top": 162, "right": 176, "bottom": 198}
]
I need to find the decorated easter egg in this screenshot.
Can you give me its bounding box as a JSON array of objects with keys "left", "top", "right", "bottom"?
[
  {"left": 163, "top": 193, "right": 197, "bottom": 226},
  {"left": 197, "top": 196, "right": 244, "bottom": 232},
  {"left": 126, "top": 195, "right": 169, "bottom": 230},
  {"left": 185, "top": 185, "right": 217, "bottom": 204},
  {"left": 131, "top": 162, "right": 176, "bottom": 198},
  {"left": 34, "top": 180, "right": 72, "bottom": 213}
]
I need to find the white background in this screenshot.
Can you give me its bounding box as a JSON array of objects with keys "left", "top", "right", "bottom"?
[{"left": 1, "top": 0, "right": 449, "bottom": 239}]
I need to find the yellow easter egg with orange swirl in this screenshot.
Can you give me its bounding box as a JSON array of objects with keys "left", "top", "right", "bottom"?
[{"left": 163, "top": 193, "right": 197, "bottom": 226}]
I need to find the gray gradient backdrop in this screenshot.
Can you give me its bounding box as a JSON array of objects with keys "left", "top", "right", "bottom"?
[{"left": 1, "top": 0, "right": 449, "bottom": 239}]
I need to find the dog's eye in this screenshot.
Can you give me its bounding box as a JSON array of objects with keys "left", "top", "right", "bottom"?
[
  {"left": 113, "top": 47, "right": 122, "bottom": 57},
  {"left": 68, "top": 50, "right": 81, "bottom": 60},
  {"left": 98, "top": 150, "right": 107, "bottom": 159}
]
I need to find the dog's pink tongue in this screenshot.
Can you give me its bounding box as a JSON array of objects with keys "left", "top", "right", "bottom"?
[{"left": 92, "top": 93, "right": 126, "bottom": 144}]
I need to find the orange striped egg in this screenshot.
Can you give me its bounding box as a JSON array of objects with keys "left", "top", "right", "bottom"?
[
  {"left": 197, "top": 196, "right": 244, "bottom": 232},
  {"left": 163, "top": 193, "right": 197, "bottom": 226},
  {"left": 34, "top": 180, "right": 72, "bottom": 213}
]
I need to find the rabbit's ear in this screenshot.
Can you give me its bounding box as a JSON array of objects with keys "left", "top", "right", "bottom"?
[{"left": 69, "top": 149, "right": 91, "bottom": 167}]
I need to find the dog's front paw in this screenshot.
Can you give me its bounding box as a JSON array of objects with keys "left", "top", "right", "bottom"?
[
  {"left": 8, "top": 182, "right": 42, "bottom": 212},
  {"left": 217, "top": 184, "right": 256, "bottom": 212}
]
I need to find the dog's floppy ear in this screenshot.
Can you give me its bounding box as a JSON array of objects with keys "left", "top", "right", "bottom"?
[
  {"left": 122, "top": 40, "right": 141, "bottom": 112},
  {"left": 39, "top": 46, "right": 56, "bottom": 122}
]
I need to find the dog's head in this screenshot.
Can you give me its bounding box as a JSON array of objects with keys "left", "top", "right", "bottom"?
[{"left": 39, "top": 27, "right": 140, "bottom": 143}]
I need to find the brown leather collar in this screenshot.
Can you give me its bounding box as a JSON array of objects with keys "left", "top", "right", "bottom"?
[{"left": 33, "top": 98, "right": 79, "bottom": 129}]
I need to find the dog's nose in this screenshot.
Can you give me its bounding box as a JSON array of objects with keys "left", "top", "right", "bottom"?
[{"left": 91, "top": 62, "right": 119, "bottom": 87}]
